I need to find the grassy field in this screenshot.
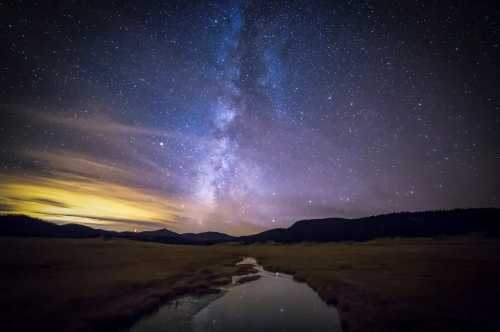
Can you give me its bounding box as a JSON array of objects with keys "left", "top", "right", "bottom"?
[
  {"left": 242, "top": 236, "right": 500, "bottom": 332},
  {"left": 0, "top": 237, "right": 241, "bottom": 331},
  {"left": 1, "top": 236, "right": 500, "bottom": 331}
]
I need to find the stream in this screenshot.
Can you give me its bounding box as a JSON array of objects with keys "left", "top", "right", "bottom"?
[{"left": 127, "top": 257, "right": 342, "bottom": 332}]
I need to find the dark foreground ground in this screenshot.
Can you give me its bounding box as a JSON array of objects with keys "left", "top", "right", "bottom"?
[
  {"left": 0, "top": 238, "right": 242, "bottom": 331},
  {"left": 1, "top": 236, "right": 499, "bottom": 332},
  {"left": 243, "top": 237, "right": 500, "bottom": 332}
]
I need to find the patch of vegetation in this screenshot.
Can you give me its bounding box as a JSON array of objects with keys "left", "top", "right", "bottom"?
[
  {"left": 233, "top": 263, "right": 259, "bottom": 275},
  {"left": 235, "top": 275, "right": 261, "bottom": 284},
  {"left": 241, "top": 236, "right": 500, "bottom": 332},
  {"left": 0, "top": 237, "right": 241, "bottom": 331},
  {"left": 2, "top": 235, "right": 500, "bottom": 332}
]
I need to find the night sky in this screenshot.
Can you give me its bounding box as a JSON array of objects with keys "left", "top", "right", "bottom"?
[{"left": 1, "top": 1, "right": 499, "bottom": 234}]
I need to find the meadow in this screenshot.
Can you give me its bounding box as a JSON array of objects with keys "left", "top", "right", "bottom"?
[
  {"left": 242, "top": 236, "right": 500, "bottom": 332},
  {"left": 0, "top": 238, "right": 240, "bottom": 331},
  {"left": 1, "top": 236, "right": 499, "bottom": 331}
]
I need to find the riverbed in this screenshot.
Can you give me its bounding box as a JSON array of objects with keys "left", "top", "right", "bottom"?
[{"left": 127, "top": 257, "right": 342, "bottom": 332}]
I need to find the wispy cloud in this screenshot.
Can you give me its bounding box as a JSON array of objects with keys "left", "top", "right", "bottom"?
[
  {"left": 0, "top": 172, "right": 262, "bottom": 234},
  {"left": 0, "top": 108, "right": 265, "bottom": 234},
  {"left": 0, "top": 174, "right": 183, "bottom": 231}
]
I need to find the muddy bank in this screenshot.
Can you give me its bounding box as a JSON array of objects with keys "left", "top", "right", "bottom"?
[{"left": 77, "top": 265, "right": 241, "bottom": 331}]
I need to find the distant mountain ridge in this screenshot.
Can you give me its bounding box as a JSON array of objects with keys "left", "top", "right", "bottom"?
[
  {"left": 0, "top": 215, "right": 113, "bottom": 238},
  {"left": 1, "top": 208, "right": 499, "bottom": 244},
  {"left": 0, "top": 215, "right": 236, "bottom": 244},
  {"left": 240, "top": 208, "right": 500, "bottom": 243},
  {"left": 125, "top": 228, "right": 237, "bottom": 244}
]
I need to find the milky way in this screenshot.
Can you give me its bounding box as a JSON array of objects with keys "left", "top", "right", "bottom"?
[{"left": 1, "top": 1, "right": 499, "bottom": 234}]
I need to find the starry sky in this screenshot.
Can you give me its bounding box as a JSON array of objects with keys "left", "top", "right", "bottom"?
[{"left": 1, "top": 1, "right": 499, "bottom": 234}]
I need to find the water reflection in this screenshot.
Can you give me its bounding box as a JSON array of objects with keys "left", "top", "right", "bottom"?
[{"left": 128, "top": 257, "right": 342, "bottom": 332}]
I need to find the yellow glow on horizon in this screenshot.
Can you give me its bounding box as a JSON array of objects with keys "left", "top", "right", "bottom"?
[{"left": 0, "top": 175, "right": 184, "bottom": 231}]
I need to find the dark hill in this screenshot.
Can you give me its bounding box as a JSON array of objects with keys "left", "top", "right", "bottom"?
[
  {"left": 128, "top": 230, "right": 236, "bottom": 244},
  {"left": 181, "top": 232, "right": 236, "bottom": 243},
  {"left": 239, "top": 208, "right": 500, "bottom": 243},
  {"left": 1, "top": 208, "right": 499, "bottom": 244},
  {"left": 0, "top": 215, "right": 114, "bottom": 238},
  {"left": 135, "top": 228, "right": 179, "bottom": 238},
  {"left": 124, "top": 228, "right": 194, "bottom": 244},
  {"left": 0, "top": 215, "right": 235, "bottom": 244}
]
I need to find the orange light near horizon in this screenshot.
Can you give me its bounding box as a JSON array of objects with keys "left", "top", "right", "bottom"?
[
  {"left": 0, "top": 175, "right": 183, "bottom": 232},
  {"left": 0, "top": 173, "right": 265, "bottom": 235}
]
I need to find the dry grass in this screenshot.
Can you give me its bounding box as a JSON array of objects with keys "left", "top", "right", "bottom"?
[
  {"left": 235, "top": 274, "right": 261, "bottom": 284},
  {"left": 0, "top": 237, "right": 241, "bottom": 331},
  {"left": 241, "top": 236, "right": 500, "bottom": 332},
  {"left": 2, "top": 236, "right": 500, "bottom": 332},
  {"left": 233, "top": 263, "right": 259, "bottom": 275}
]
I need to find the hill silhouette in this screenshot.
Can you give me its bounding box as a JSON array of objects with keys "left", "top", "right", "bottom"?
[
  {"left": 240, "top": 208, "right": 500, "bottom": 243},
  {"left": 1, "top": 208, "right": 499, "bottom": 244},
  {"left": 0, "top": 215, "right": 114, "bottom": 238},
  {"left": 123, "top": 228, "right": 236, "bottom": 244},
  {"left": 0, "top": 215, "right": 235, "bottom": 244}
]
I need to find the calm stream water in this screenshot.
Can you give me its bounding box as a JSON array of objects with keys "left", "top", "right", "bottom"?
[{"left": 128, "top": 257, "right": 342, "bottom": 332}]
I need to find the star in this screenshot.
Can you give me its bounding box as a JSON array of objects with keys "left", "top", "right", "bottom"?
[{"left": 0, "top": 0, "right": 497, "bottom": 234}]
